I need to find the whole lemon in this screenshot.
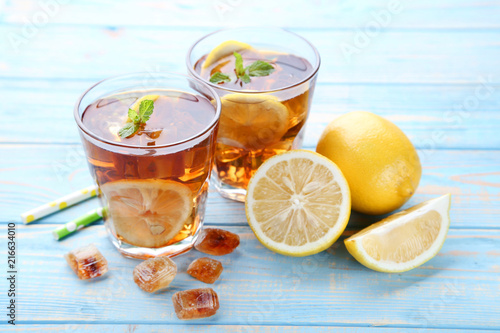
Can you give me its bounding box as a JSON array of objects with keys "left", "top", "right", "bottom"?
[{"left": 316, "top": 111, "right": 421, "bottom": 215}]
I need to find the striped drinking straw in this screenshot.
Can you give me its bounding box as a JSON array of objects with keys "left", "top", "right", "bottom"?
[
  {"left": 52, "top": 207, "right": 105, "bottom": 240},
  {"left": 21, "top": 185, "right": 99, "bottom": 224}
]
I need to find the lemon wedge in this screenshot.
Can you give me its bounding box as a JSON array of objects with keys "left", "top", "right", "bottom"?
[
  {"left": 345, "top": 194, "right": 451, "bottom": 272},
  {"left": 101, "top": 179, "right": 193, "bottom": 248},
  {"left": 202, "top": 40, "right": 252, "bottom": 69},
  {"left": 218, "top": 93, "right": 289, "bottom": 149},
  {"left": 246, "top": 150, "right": 351, "bottom": 257}
]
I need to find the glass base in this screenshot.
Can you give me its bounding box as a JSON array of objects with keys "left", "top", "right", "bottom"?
[
  {"left": 212, "top": 176, "right": 247, "bottom": 202},
  {"left": 211, "top": 127, "right": 307, "bottom": 203},
  {"left": 106, "top": 224, "right": 203, "bottom": 260}
]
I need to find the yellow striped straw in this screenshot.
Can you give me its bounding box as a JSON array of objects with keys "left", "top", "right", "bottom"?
[{"left": 21, "top": 185, "right": 99, "bottom": 224}]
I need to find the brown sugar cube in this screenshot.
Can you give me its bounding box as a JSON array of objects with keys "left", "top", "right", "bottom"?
[
  {"left": 65, "top": 244, "right": 108, "bottom": 280},
  {"left": 194, "top": 228, "right": 240, "bottom": 256},
  {"left": 187, "top": 257, "right": 223, "bottom": 284},
  {"left": 133, "top": 257, "right": 177, "bottom": 293},
  {"left": 172, "top": 288, "right": 220, "bottom": 320}
]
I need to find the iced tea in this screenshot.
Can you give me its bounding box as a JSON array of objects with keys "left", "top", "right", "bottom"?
[
  {"left": 75, "top": 74, "right": 220, "bottom": 259},
  {"left": 187, "top": 28, "right": 320, "bottom": 201}
]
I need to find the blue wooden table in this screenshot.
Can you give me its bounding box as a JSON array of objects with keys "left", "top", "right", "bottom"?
[{"left": 1, "top": 1, "right": 499, "bottom": 332}]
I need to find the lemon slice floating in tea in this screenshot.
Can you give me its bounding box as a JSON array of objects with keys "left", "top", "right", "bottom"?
[
  {"left": 246, "top": 150, "right": 351, "bottom": 257},
  {"left": 345, "top": 194, "right": 451, "bottom": 273},
  {"left": 218, "top": 93, "right": 289, "bottom": 150},
  {"left": 202, "top": 40, "right": 252, "bottom": 69},
  {"left": 101, "top": 179, "right": 193, "bottom": 248}
]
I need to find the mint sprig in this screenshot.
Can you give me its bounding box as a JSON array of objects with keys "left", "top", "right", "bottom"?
[
  {"left": 233, "top": 52, "right": 245, "bottom": 76},
  {"left": 209, "top": 72, "right": 231, "bottom": 84},
  {"left": 247, "top": 60, "right": 274, "bottom": 77},
  {"left": 118, "top": 122, "right": 138, "bottom": 138},
  {"left": 138, "top": 99, "right": 154, "bottom": 121},
  {"left": 118, "top": 99, "right": 155, "bottom": 138},
  {"left": 208, "top": 51, "right": 275, "bottom": 85}
]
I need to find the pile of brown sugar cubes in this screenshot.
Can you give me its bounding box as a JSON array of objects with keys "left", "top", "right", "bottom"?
[{"left": 65, "top": 228, "right": 240, "bottom": 320}]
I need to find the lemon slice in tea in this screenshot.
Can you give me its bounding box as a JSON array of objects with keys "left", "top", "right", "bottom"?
[
  {"left": 101, "top": 179, "right": 193, "bottom": 248},
  {"left": 218, "top": 93, "right": 289, "bottom": 150},
  {"left": 246, "top": 150, "right": 351, "bottom": 256},
  {"left": 345, "top": 194, "right": 451, "bottom": 273},
  {"left": 202, "top": 40, "right": 252, "bottom": 69}
]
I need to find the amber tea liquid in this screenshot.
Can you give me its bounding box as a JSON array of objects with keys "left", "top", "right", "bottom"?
[
  {"left": 80, "top": 88, "right": 218, "bottom": 258},
  {"left": 194, "top": 48, "right": 316, "bottom": 198}
]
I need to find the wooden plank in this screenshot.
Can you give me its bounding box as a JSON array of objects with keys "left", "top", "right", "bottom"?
[
  {"left": 1, "top": 225, "right": 499, "bottom": 329},
  {"left": 1, "top": 0, "right": 500, "bottom": 29},
  {"left": 2, "top": 27, "right": 500, "bottom": 84},
  {"left": 1, "top": 145, "right": 499, "bottom": 229},
  {"left": 1, "top": 1, "right": 498, "bottom": 331},
  {"left": 0, "top": 324, "right": 478, "bottom": 332},
  {"left": 1, "top": 79, "right": 499, "bottom": 149}
]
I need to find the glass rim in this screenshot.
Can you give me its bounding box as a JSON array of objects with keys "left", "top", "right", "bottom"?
[
  {"left": 186, "top": 27, "right": 321, "bottom": 94},
  {"left": 74, "top": 71, "right": 222, "bottom": 149}
]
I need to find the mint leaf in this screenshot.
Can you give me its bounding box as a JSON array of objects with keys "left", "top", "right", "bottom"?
[
  {"left": 138, "top": 99, "right": 154, "bottom": 121},
  {"left": 247, "top": 60, "right": 275, "bottom": 77},
  {"left": 209, "top": 72, "right": 231, "bottom": 84},
  {"left": 119, "top": 99, "right": 155, "bottom": 138},
  {"left": 128, "top": 108, "right": 139, "bottom": 122},
  {"left": 240, "top": 73, "right": 251, "bottom": 84},
  {"left": 232, "top": 52, "right": 275, "bottom": 84},
  {"left": 118, "top": 122, "right": 139, "bottom": 138},
  {"left": 233, "top": 52, "right": 246, "bottom": 77}
]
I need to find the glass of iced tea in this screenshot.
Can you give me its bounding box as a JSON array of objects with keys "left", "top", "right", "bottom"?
[
  {"left": 187, "top": 28, "right": 320, "bottom": 201},
  {"left": 74, "top": 73, "right": 221, "bottom": 259}
]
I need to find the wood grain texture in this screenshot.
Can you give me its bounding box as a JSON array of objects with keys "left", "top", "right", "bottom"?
[
  {"left": 0, "top": 225, "right": 499, "bottom": 330},
  {"left": 1, "top": 0, "right": 499, "bottom": 330},
  {"left": 1, "top": 0, "right": 500, "bottom": 29},
  {"left": 2, "top": 27, "right": 499, "bottom": 84},
  {"left": 0, "top": 145, "right": 498, "bottom": 229},
  {"left": 0, "top": 324, "right": 482, "bottom": 332},
  {"left": 1, "top": 79, "right": 499, "bottom": 149}
]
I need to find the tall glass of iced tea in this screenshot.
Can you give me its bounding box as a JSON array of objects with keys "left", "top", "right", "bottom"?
[
  {"left": 187, "top": 28, "right": 320, "bottom": 202},
  {"left": 74, "top": 73, "right": 221, "bottom": 259}
]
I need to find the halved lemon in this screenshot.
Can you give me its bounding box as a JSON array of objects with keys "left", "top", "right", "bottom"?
[
  {"left": 246, "top": 150, "right": 351, "bottom": 257},
  {"left": 218, "top": 93, "right": 289, "bottom": 150},
  {"left": 345, "top": 194, "right": 451, "bottom": 273},
  {"left": 101, "top": 179, "right": 193, "bottom": 248},
  {"left": 202, "top": 40, "right": 252, "bottom": 69}
]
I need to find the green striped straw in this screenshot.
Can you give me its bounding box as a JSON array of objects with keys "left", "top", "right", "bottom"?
[
  {"left": 52, "top": 207, "right": 104, "bottom": 240},
  {"left": 21, "top": 185, "right": 99, "bottom": 224}
]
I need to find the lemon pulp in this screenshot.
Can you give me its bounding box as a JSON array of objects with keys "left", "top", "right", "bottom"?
[
  {"left": 246, "top": 150, "right": 351, "bottom": 257},
  {"left": 345, "top": 194, "right": 451, "bottom": 272},
  {"left": 101, "top": 179, "right": 193, "bottom": 248}
]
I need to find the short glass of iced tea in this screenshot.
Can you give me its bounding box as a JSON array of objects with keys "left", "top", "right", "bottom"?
[
  {"left": 187, "top": 28, "right": 320, "bottom": 201},
  {"left": 74, "top": 73, "right": 221, "bottom": 259}
]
